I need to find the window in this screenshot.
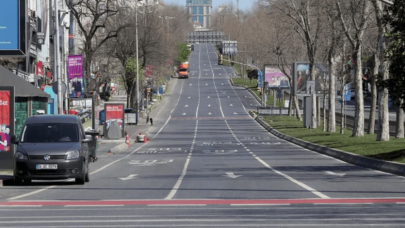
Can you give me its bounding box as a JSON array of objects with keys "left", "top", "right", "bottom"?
[
  {"left": 193, "top": 16, "right": 198, "bottom": 22},
  {"left": 199, "top": 6, "right": 204, "bottom": 14},
  {"left": 192, "top": 6, "right": 197, "bottom": 15},
  {"left": 199, "top": 16, "right": 204, "bottom": 24},
  {"left": 206, "top": 6, "right": 209, "bottom": 14},
  {"left": 23, "top": 123, "right": 79, "bottom": 143}
]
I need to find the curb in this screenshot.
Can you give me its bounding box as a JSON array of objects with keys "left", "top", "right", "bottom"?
[{"left": 251, "top": 111, "right": 405, "bottom": 177}]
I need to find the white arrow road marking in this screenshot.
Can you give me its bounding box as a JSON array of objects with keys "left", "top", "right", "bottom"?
[
  {"left": 208, "top": 112, "right": 212, "bottom": 115},
  {"left": 182, "top": 113, "right": 186, "bottom": 115},
  {"left": 185, "top": 105, "right": 189, "bottom": 107},
  {"left": 119, "top": 174, "right": 138, "bottom": 181},
  {"left": 223, "top": 172, "right": 242, "bottom": 179},
  {"left": 208, "top": 104, "right": 211, "bottom": 107},
  {"left": 234, "top": 112, "right": 238, "bottom": 115},
  {"left": 324, "top": 171, "right": 346, "bottom": 177}
]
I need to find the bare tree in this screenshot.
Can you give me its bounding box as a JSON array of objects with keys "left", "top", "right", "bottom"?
[
  {"left": 371, "top": 0, "right": 390, "bottom": 141},
  {"left": 66, "top": 0, "right": 129, "bottom": 95},
  {"left": 272, "top": 0, "right": 325, "bottom": 129},
  {"left": 336, "top": 0, "right": 372, "bottom": 137}
]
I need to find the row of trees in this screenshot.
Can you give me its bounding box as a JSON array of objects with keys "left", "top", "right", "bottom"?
[
  {"left": 67, "top": 0, "right": 193, "bottom": 108},
  {"left": 212, "top": 0, "right": 404, "bottom": 141}
]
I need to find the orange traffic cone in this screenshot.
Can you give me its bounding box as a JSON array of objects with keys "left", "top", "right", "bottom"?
[
  {"left": 144, "top": 134, "right": 148, "bottom": 143},
  {"left": 125, "top": 132, "right": 130, "bottom": 147}
]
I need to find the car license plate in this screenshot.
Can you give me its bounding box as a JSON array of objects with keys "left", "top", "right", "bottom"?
[{"left": 36, "top": 164, "right": 58, "bottom": 170}]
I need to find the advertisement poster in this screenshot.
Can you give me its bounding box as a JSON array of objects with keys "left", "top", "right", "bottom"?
[
  {"left": 105, "top": 104, "right": 124, "bottom": 130},
  {"left": 264, "top": 65, "right": 290, "bottom": 89},
  {"left": 294, "top": 63, "right": 327, "bottom": 94},
  {"left": 68, "top": 55, "right": 84, "bottom": 98},
  {"left": 68, "top": 98, "right": 93, "bottom": 128},
  {"left": 0, "top": 91, "right": 11, "bottom": 152}
]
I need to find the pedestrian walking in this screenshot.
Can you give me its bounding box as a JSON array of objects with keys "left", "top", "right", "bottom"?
[
  {"left": 150, "top": 118, "right": 153, "bottom": 126},
  {"left": 146, "top": 115, "right": 149, "bottom": 124}
]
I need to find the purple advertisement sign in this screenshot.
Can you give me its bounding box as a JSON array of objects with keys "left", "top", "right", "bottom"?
[
  {"left": 68, "top": 55, "right": 84, "bottom": 98},
  {"left": 264, "top": 65, "right": 290, "bottom": 89}
]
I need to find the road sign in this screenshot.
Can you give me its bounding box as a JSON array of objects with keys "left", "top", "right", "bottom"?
[{"left": 344, "top": 84, "right": 351, "bottom": 101}]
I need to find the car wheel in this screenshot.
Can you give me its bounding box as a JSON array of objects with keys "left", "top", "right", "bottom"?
[
  {"left": 85, "top": 161, "right": 90, "bottom": 182},
  {"left": 75, "top": 162, "right": 86, "bottom": 185},
  {"left": 14, "top": 176, "right": 23, "bottom": 185}
]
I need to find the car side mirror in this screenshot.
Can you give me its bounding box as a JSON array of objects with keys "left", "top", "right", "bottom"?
[{"left": 10, "top": 135, "right": 19, "bottom": 144}]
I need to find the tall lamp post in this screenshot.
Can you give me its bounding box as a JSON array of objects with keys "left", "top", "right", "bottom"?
[{"left": 135, "top": 0, "right": 140, "bottom": 124}]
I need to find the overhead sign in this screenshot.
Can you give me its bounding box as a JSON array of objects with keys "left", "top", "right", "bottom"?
[
  {"left": 222, "top": 41, "right": 237, "bottom": 55},
  {"left": 0, "top": 0, "right": 26, "bottom": 56}
]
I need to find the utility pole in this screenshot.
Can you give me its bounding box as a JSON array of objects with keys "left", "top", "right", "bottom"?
[
  {"left": 135, "top": 0, "right": 140, "bottom": 124},
  {"left": 54, "top": 0, "right": 62, "bottom": 114}
]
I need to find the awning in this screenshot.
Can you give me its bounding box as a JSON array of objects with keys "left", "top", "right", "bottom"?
[{"left": 0, "top": 66, "right": 50, "bottom": 98}]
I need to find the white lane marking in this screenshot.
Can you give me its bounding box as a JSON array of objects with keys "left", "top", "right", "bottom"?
[
  {"left": 206, "top": 44, "right": 224, "bottom": 117},
  {"left": 230, "top": 104, "right": 233, "bottom": 106},
  {"left": 253, "top": 152, "right": 329, "bottom": 199},
  {"left": 208, "top": 104, "right": 211, "bottom": 107},
  {"left": 324, "top": 171, "right": 346, "bottom": 177},
  {"left": 206, "top": 83, "right": 208, "bottom": 86},
  {"left": 8, "top": 186, "right": 58, "bottom": 201},
  {"left": 188, "top": 96, "right": 191, "bottom": 99},
  {"left": 190, "top": 84, "right": 192, "bottom": 86},
  {"left": 234, "top": 112, "right": 238, "bottom": 115},
  {"left": 182, "top": 113, "right": 186, "bottom": 115},
  {"left": 228, "top": 96, "right": 230, "bottom": 98},
  {"left": 208, "top": 112, "right": 212, "bottom": 115},
  {"left": 185, "top": 105, "right": 188, "bottom": 107},
  {"left": 221, "top": 83, "right": 224, "bottom": 85},
  {"left": 223, "top": 172, "right": 242, "bottom": 179},
  {"left": 165, "top": 120, "right": 199, "bottom": 200},
  {"left": 231, "top": 204, "right": 290, "bottom": 206},
  {"left": 207, "top": 96, "right": 210, "bottom": 98},
  {"left": 119, "top": 174, "right": 138, "bottom": 181}
]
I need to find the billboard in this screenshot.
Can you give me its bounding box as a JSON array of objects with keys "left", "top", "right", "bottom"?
[
  {"left": 68, "top": 55, "right": 84, "bottom": 98},
  {"left": 222, "top": 41, "right": 237, "bottom": 55},
  {"left": 0, "top": 87, "right": 15, "bottom": 170},
  {"left": 292, "top": 62, "right": 327, "bottom": 95},
  {"left": 264, "top": 65, "right": 290, "bottom": 89},
  {"left": 0, "top": 0, "right": 26, "bottom": 56},
  {"left": 68, "top": 98, "right": 93, "bottom": 129},
  {"left": 104, "top": 103, "right": 125, "bottom": 138}
]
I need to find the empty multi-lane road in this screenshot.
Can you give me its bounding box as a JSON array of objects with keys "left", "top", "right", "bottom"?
[{"left": 1, "top": 44, "right": 405, "bottom": 227}]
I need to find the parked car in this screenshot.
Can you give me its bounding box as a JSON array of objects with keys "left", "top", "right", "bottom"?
[{"left": 11, "top": 115, "right": 93, "bottom": 185}]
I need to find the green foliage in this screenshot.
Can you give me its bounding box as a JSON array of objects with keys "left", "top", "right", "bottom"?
[
  {"left": 378, "top": 0, "right": 405, "bottom": 101},
  {"left": 176, "top": 42, "right": 191, "bottom": 64},
  {"left": 125, "top": 56, "right": 144, "bottom": 82}
]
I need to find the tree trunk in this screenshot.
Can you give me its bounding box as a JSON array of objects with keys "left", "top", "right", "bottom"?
[
  {"left": 340, "top": 90, "right": 345, "bottom": 134},
  {"left": 288, "top": 92, "right": 293, "bottom": 116},
  {"left": 352, "top": 45, "right": 365, "bottom": 137},
  {"left": 323, "top": 94, "right": 327, "bottom": 132},
  {"left": 294, "top": 95, "right": 302, "bottom": 121},
  {"left": 328, "top": 55, "right": 337, "bottom": 132},
  {"left": 368, "top": 53, "right": 378, "bottom": 134},
  {"left": 396, "top": 99, "right": 404, "bottom": 138},
  {"left": 317, "top": 96, "right": 321, "bottom": 127}
]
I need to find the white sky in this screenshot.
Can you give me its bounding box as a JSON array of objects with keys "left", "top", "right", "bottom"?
[{"left": 163, "top": 0, "right": 255, "bottom": 10}]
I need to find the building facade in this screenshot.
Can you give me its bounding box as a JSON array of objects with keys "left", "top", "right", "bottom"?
[{"left": 186, "top": 0, "right": 212, "bottom": 29}]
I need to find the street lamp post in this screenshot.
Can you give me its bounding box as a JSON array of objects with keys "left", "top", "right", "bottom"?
[{"left": 135, "top": 0, "right": 140, "bottom": 125}]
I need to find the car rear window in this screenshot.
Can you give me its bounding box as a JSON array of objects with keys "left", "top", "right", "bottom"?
[
  {"left": 22, "top": 123, "right": 79, "bottom": 143},
  {"left": 179, "top": 69, "right": 187, "bottom": 72}
]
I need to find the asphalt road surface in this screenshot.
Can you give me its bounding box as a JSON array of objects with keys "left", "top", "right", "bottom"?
[{"left": 1, "top": 44, "right": 405, "bottom": 227}]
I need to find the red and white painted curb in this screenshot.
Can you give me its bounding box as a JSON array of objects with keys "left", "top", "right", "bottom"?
[{"left": 1, "top": 198, "right": 405, "bottom": 207}]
